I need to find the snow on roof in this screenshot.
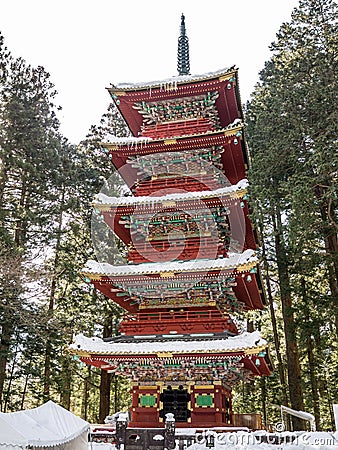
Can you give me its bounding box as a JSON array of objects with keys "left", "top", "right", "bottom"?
[
  {"left": 82, "top": 248, "right": 257, "bottom": 277},
  {"left": 94, "top": 179, "right": 248, "bottom": 207},
  {"left": 70, "top": 330, "right": 266, "bottom": 356},
  {"left": 103, "top": 119, "right": 243, "bottom": 147},
  {"left": 104, "top": 135, "right": 153, "bottom": 145},
  {"left": 110, "top": 67, "right": 236, "bottom": 91}
]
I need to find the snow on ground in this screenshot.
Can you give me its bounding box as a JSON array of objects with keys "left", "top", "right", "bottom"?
[
  {"left": 88, "top": 444, "right": 114, "bottom": 449},
  {"left": 88, "top": 431, "right": 338, "bottom": 450},
  {"left": 189, "top": 430, "right": 338, "bottom": 450}
]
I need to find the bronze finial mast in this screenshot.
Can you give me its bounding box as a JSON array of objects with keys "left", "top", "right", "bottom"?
[{"left": 177, "top": 13, "right": 190, "bottom": 76}]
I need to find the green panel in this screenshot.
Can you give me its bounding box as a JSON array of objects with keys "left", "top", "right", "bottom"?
[
  {"left": 139, "top": 394, "right": 157, "bottom": 407},
  {"left": 196, "top": 394, "right": 213, "bottom": 407}
]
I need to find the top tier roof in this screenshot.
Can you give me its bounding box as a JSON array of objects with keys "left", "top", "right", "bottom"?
[
  {"left": 107, "top": 67, "right": 243, "bottom": 137},
  {"left": 111, "top": 67, "right": 235, "bottom": 91}
]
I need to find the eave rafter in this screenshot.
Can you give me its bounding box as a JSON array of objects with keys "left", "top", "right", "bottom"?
[{"left": 102, "top": 123, "right": 244, "bottom": 152}]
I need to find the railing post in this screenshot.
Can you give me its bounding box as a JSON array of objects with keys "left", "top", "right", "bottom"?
[
  {"left": 164, "top": 413, "right": 176, "bottom": 450},
  {"left": 205, "top": 431, "right": 216, "bottom": 449},
  {"left": 115, "top": 414, "right": 128, "bottom": 450},
  {"left": 177, "top": 437, "right": 184, "bottom": 450}
]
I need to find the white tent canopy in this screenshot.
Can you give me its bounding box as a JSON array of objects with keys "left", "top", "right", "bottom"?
[{"left": 0, "top": 400, "right": 89, "bottom": 449}]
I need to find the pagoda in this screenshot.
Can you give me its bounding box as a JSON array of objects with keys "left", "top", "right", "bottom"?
[{"left": 70, "top": 15, "right": 271, "bottom": 429}]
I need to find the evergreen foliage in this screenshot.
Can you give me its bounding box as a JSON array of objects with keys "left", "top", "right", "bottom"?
[
  {"left": 243, "top": 0, "right": 338, "bottom": 430},
  {"left": 0, "top": 31, "right": 130, "bottom": 420}
]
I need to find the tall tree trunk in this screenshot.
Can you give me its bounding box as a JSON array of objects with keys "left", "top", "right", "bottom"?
[
  {"left": 113, "top": 375, "right": 119, "bottom": 413},
  {"left": 0, "top": 321, "right": 13, "bottom": 411},
  {"left": 81, "top": 366, "right": 91, "bottom": 421},
  {"left": 323, "top": 232, "right": 338, "bottom": 335},
  {"left": 260, "top": 218, "right": 289, "bottom": 409},
  {"left": 0, "top": 159, "right": 9, "bottom": 215},
  {"left": 273, "top": 206, "right": 305, "bottom": 430},
  {"left": 315, "top": 185, "right": 338, "bottom": 335},
  {"left": 260, "top": 376, "right": 267, "bottom": 428},
  {"left": 306, "top": 337, "right": 321, "bottom": 430},
  {"left": 99, "top": 371, "right": 112, "bottom": 423},
  {"left": 43, "top": 340, "right": 52, "bottom": 402},
  {"left": 43, "top": 187, "right": 65, "bottom": 401},
  {"left": 99, "top": 314, "right": 113, "bottom": 422},
  {"left": 14, "top": 175, "right": 28, "bottom": 248},
  {"left": 20, "top": 365, "right": 31, "bottom": 410},
  {"left": 301, "top": 278, "right": 321, "bottom": 430},
  {"left": 59, "top": 357, "right": 71, "bottom": 409},
  {"left": 321, "top": 369, "right": 335, "bottom": 430},
  {"left": 3, "top": 340, "right": 19, "bottom": 412}
]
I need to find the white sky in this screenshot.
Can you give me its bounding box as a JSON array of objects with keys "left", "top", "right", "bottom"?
[{"left": 1, "top": 0, "right": 299, "bottom": 144}]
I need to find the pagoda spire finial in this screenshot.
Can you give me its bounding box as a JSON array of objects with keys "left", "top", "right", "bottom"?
[{"left": 177, "top": 13, "right": 190, "bottom": 76}]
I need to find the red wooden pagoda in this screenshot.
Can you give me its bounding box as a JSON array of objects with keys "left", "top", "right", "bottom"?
[{"left": 70, "top": 15, "right": 271, "bottom": 429}]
